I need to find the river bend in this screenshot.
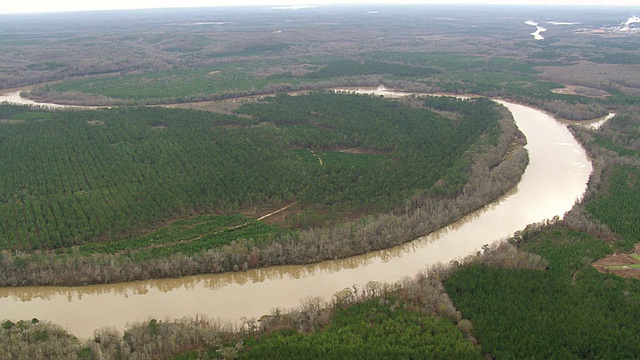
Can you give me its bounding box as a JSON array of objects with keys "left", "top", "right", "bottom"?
[{"left": 0, "top": 96, "right": 592, "bottom": 339}]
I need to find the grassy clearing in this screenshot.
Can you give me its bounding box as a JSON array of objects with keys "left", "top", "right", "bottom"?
[{"left": 75, "top": 214, "right": 288, "bottom": 260}]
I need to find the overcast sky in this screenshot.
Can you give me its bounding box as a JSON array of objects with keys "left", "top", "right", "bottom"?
[{"left": 1, "top": 0, "right": 638, "bottom": 14}]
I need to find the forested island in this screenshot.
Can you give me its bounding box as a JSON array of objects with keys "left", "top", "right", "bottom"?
[{"left": 1, "top": 4, "right": 639, "bottom": 359}]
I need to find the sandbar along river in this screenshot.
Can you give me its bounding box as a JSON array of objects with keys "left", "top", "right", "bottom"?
[{"left": 0, "top": 93, "right": 591, "bottom": 339}]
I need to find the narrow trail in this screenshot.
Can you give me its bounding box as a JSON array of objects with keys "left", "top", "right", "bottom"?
[
  {"left": 307, "top": 148, "right": 324, "bottom": 166},
  {"left": 131, "top": 203, "right": 298, "bottom": 252},
  {"left": 129, "top": 221, "right": 251, "bottom": 252},
  {"left": 257, "top": 202, "right": 298, "bottom": 221}
]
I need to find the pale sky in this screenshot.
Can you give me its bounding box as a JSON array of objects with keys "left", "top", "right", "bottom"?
[{"left": 0, "top": 0, "right": 638, "bottom": 14}]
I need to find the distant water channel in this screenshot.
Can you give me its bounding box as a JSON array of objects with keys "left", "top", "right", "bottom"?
[
  {"left": 525, "top": 20, "right": 547, "bottom": 40},
  {"left": 0, "top": 90, "right": 592, "bottom": 339},
  {"left": 0, "top": 89, "right": 103, "bottom": 109}
]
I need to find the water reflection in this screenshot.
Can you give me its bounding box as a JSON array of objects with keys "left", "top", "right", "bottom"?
[
  {"left": 0, "top": 194, "right": 506, "bottom": 303},
  {"left": 1, "top": 183, "right": 508, "bottom": 302}
]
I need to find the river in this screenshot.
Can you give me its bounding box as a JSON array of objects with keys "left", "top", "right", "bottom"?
[
  {"left": 525, "top": 20, "right": 547, "bottom": 40},
  {"left": 0, "top": 92, "right": 592, "bottom": 339}
]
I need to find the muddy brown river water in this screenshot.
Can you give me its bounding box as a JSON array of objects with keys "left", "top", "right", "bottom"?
[{"left": 0, "top": 90, "right": 592, "bottom": 339}]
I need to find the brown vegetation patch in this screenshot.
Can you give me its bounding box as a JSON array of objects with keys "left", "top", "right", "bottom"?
[
  {"left": 337, "top": 148, "right": 388, "bottom": 155},
  {"left": 537, "top": 62, "right": 640, "bottom": 96},
  {"left": 576, "top": 29, "right": 640, "bottom": 38},
  {"left": 396, "top": 96, "right": 465, "bottom": 121},
  {"left": 251, "top": 64, "right": 323, "bottom": 79},
  {"left": 165, "top": 97, "right": 261, "bottom": 115},
  {"left": 29, "top": 90, "right": 127, "bottom": 106},
  {"left": 550, "top": 84, "right": 611, "bottom": 98},
  {"left": 161, "top": 90, "right": 309, "bottom": 115},
  {"left": 261, "top": 208, "right": 297, "bottom": 226},
  {"left": 0, "top": 119, "right": 25, "bottom": 124},
  {"left": 207, "top": 70, "right": 222, "bottom": 75},
  {"left": 220, "top": 124, "right": 249, "bottom": 128},
  {"left": 592, "top": 244, "right": 640, "bottom": 280}
]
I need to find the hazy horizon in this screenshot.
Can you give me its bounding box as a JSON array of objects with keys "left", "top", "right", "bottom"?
[{"left": 1, "top": 0, "right": 638, "bottom": 15}]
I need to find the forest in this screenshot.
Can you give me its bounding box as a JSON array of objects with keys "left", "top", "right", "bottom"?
[
  {"left": 1, "top": 3, "right": 640, "bottom": 359},
  {"left": 0, "top": 92, "right": 525, "bottom": 286},
  {"left": 445, "top": 227, "right": 640, "bottom": 359},
  {"left": 440, "top": 98, "right": 640, "bottom": 359},
  {"left": 0, "top": 93, "right": 500, "bottom": 251}
]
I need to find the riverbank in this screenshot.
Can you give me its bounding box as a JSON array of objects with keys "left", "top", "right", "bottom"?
[
  {"left": 0, "top": 97, "right": 592, "bottom": 338},
  {"left": 0, "top": 92, "right": 525, "bottom": 288}
]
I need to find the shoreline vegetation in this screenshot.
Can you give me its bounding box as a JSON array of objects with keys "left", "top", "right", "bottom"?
[
  {"left": 21, "top": 76, "right": 613, "bottom": 122},
  {"left": 0, "top": 240, "right": 545, "bottom": 359},
  {"left": 0, "top": 92, "right": 527, "bottom": 287}
]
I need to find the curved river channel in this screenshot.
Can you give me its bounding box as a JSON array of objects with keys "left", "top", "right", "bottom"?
[{"left": 0, "top": 91, "right": 592, "bottom": 339}]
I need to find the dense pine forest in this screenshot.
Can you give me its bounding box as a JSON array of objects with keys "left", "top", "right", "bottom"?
[
  {"left": 0, "top": 92, "right": 524, "bottom": 285},
  {"left": 1, "top": 4, "right": 640, "bottom": 360},
  {"left": 0, "top": 93, "right": 498, "bottom": 251},
  {"left": 446, "top": 228, "right": 640, "bottom": 359}
]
